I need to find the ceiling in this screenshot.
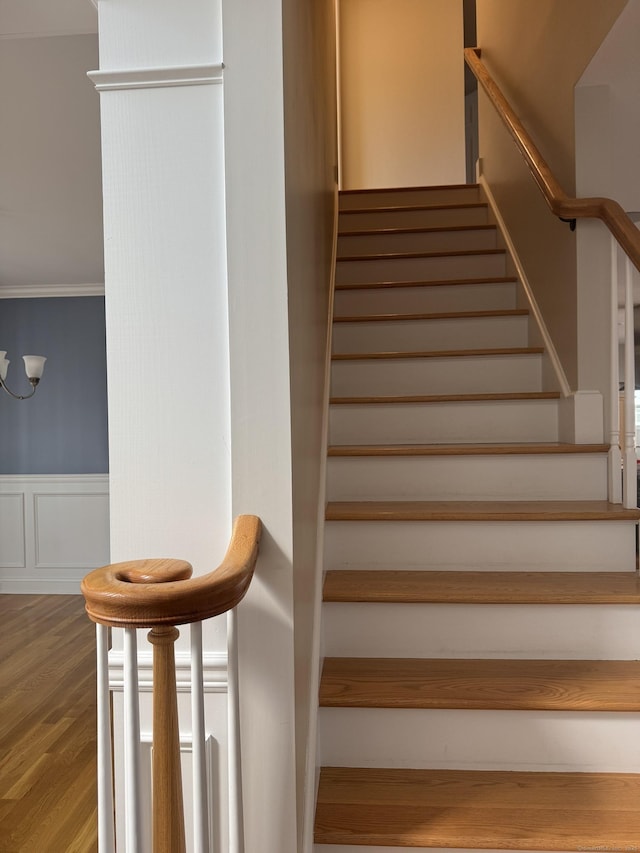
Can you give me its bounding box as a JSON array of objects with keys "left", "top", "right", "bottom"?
[
  {"left": 0, "top": 0, "right": 97, "bottom": 39},
  {"left": 0, "top": 0, "right": 103, "bottom": 297}
]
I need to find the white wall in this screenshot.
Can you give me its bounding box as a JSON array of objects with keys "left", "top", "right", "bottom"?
[
  {"left": 281, "top": 0, "right": 338, "bottom": 847},
  {"left": 221, "top": 0, "right": 299, "bottom": 847},
  {"left": 338, "top": 0, "right": 465, "bottom": 189},
  {"left": 577, "top": 0, "right": 640, "bottom": 213},
  {"left": 96, "top": 0, "right": 337, "bottom": 847},
  {"left": 574, "top": 0, "right": 640, "bottom": 439}
]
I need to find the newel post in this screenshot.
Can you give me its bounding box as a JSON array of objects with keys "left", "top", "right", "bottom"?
[{"left": 148, "top": 626, "right": 186, "bottom": 853}]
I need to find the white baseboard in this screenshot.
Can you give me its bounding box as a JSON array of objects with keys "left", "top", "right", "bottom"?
[
  {"left": 0, "top": 474, "right": 109, "bottom": 593},
  {"left": 558, "top": 390, "right": 605, "bottom": 443}
]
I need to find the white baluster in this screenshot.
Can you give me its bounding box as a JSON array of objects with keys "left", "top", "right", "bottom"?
[
  {"left": 609, "top": 237, "right": 622, "bottom": 503},
  {"left": 227, "top": 608, "right": 245, "bottom": 853},
  {"left": 624, "top": 255, "right": 637, "bottom": 508},
  {"left": 123, "top": 627, "right": 144, "bottom": 852},
  {"left": 96, "top": 624, "right": 115, "bottom": 853},
  {"left": 191, "top": 621, "right": 210, "bottom": 852}
]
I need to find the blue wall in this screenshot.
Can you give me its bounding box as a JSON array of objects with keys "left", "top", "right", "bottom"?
[{"left": 0, "top": 297, "right": 108, "bottom": 474}]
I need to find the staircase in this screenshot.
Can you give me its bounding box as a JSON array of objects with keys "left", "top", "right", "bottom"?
[{"left": 314, "top": 184, "right": 640, "bottom": 851}]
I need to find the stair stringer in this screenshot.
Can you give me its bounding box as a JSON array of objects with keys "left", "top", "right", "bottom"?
[{"left": 301, "top": 182, "right": 340, "bottom": 853}]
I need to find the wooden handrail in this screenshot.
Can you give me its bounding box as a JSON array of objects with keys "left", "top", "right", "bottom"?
[
  {"left": 81, "top": 514, "right": 262, "bottom": 628},
  {"left": 464, "top": 47, "right": 640, "bottom": 273}
]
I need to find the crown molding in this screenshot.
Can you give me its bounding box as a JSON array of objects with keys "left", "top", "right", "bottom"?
[
  {"left": 88, "top": 63, "right": 224, "bottom": 92},
  {"left": 0, "top": 30, "right": 97, "bottom": 40},
  {"left": 0, "top": 282, "right": 104, "bottom": 299}
]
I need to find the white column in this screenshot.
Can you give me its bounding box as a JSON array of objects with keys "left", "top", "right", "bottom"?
[{"left": 92, "top": 0, "right": 231, "bottom": 848}]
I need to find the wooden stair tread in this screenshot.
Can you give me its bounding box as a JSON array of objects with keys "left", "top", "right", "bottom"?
[
  {"left": 315, "top": 767, "right": 640, "bottom": 848},
  {"left": 332, "top": 346, "right": 543, "bottom": 361},
  {"left": 326, "top": 500, "right": 640, "bottom": 522},
  {"left": 319, "top": 657, "right": 640, "bottom": 711},
  {"left": 327, "top": 442, "right": 608, "bottom": 457},
  {"left": 335, "top": 275, "right": 517, "bottom": 290},
  {"left": 330, "top": 391, "right": 562, "bottom": 404},
  {"left": 340, "top": 201, "right": 488, "bottom": 215},
  {"left": 338, "top": 248, "right": 506, "bottom": 262},
  {"left": 334, "top": 308, "right": 528, "bottom": 323},
  {"left": 323, "top": 570, "right": 640, "bottom": 604},
  {"left": 339, "top": 223, "right": 497, "bottom": 237},
  {"left": 340, "top": 183, "right": 479, "bottom": 195}
]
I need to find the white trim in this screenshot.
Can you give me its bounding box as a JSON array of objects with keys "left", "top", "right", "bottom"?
[
  {"left": 0, "top": 578, "right": 85, "bottom": 594},
  {"left": 0, "top": 474, "right": 109, "bottom": 594},
  {"left": 0, "top": 473, "right": 108, "bottom": 484},
  {"left": 335, "top": 0, "right": 343, "bottom": 189},
  {"left": 558, "top": 390, "right": 605, "bottom": 444},
  {"left": 140, "top": 734, "right": 217, "bottom": 853},
  {"left": 301, "top": 184, "right": 340, "bottom": 853},
  {"left": 109, "top": 649, "right": 228, "bottom": 694},
  {"left": 0, "top": 30, "right": 97, "bottom": 41},
  {"left": 88, "top": 64, "right": 224, "bottom": 92},
  {"left": 0, "top": 283, "right": 104, "bottom": 298},
  {"left": 478, "top": 173, "right": 572, "bottom": 398}
]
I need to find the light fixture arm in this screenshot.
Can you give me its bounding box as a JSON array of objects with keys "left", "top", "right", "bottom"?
[
  {"left": 0, "top": 376, "right": 40, "bottom": 400},
  {"left": 0, "top": 352, "right": 47, "bottom": 401}
]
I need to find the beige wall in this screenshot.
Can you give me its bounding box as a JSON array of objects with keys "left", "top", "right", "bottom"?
[
  {"left": 339, "top": 0, "right": 465, "bottom": 189},
  {"left": 282, "top": 0, "right": 338, "bottom": 846},
  {"left": 0, "top": 35, "right": 103, "bottom": 289},
  {"left": 475, "top": 0, "right": 627, "bottom": 387}
]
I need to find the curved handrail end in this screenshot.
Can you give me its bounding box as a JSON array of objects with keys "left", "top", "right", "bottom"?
[{"left": 81, "top": 515, "right": 262, "bottom": 628}]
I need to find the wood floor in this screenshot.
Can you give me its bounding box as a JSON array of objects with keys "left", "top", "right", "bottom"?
[{"left": 0, "top": 595, "right": 97, "bottom": 852}]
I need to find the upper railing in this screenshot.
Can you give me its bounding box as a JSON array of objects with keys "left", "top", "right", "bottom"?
[
  {"left": 465, "top": 47, "right": 638, "bottom": 508},
  {"left": 82, "top": 514, "right": 262, "bottom": 853},
  {"left": 464, "top": 47, "right": 640, "bottom": 274}
]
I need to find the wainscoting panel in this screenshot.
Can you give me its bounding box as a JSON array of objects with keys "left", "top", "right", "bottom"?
[{"left": 0, "top": 475, "right": 109, "bottom": 593}]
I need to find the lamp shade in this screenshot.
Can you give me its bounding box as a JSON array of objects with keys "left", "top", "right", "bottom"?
[
  {"left": 0, "top": 353, "right": 9, "bottom": 381},
  {"left": 22, "top": 355, "right": 47, "bottom": 380}
]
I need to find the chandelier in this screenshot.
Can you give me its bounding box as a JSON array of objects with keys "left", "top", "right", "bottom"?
[{"left": 0, "top": 351, "right": 47, "bottom": 400}]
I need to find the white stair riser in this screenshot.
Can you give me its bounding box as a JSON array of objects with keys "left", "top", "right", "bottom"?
[
  {"left": 332, "top": 315, "right": 528, "bottom": 354},
  {"left": 322, "top": 603, "right": 640, "bottom": 659},
  {"left": 339, "top": 205, "right": 489, "bottom": 230},
  {"left": 339, "top": 187, "right": 481, "bottom": 210},
  {"left": 331, "top": 354, "right": 542, "bottom": 397},
  {"left": 338, "top": 228, "right": 497, "bottom": 256},
  {"left": 326, "top": 454, "right": 607, "bottom": 501},
  {"left": 316, "top": 847, "right": 558, "bottom": 853},
  {"left": 325, "top": 520, "right": 636, "bottom": 572},
  {"left": 334, "top": 282, "right": 516, "bottom": 315},
  {"left": 336, "top": 252, "right": 506, "bottom": 285},
  {"left": 319, "top": 708, "right": 640, "bottom": 772},
  {"left": 329, "top": 400, "right": 559, "bottom": 444}
]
